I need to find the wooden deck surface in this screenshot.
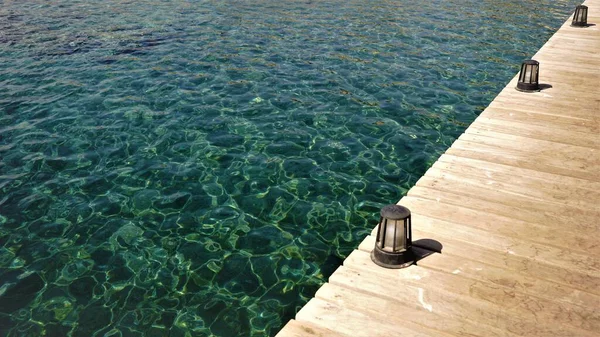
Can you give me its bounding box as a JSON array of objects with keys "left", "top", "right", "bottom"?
[{"left": 276, "top": 2, "right": 600, "bottom": 336}]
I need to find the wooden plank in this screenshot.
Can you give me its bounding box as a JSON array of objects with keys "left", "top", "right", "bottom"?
[
  {"left": 431, "top": 156, "right": 600, "bottom": 205},
  {"left": 494, "top": 77, "right": 600, "bottom": 105},
  {"left": 534, "top": 67, "right": 600, "bottom": 85},
  {"left": 396, "top": 195, "right": 599, "bottom": 255},
  {"left": 341, "top": 251, "right": 600, "bottom": 337},
  {"left": 363, "top": 226, "right": 600, "bottom": 297},
  {"left": 295, "top": 298, "right": 436, "bottom": 337},
  {"left": 417, "top": 165, "right": 600, "bottom": 216},
  {"left": 461, "top": 128, "right": 599, "bottom": 152},
  {"left": 275, "top": 320, "right": 349, "bottom": 337},
  {"left": 446, "top": 140, "right": 599, "bottom": 182},
  {"left": 543, "top": 34, "right": 600, "bottom": 48},
  {"left": 487, "top": 96, "right": 599, "bottom": 121},
  {"left": 315, "top": 284, "right": 460, "bottom": 337},
  {"left": 480, "top": 106, "right": 599, "bottom": 133},
  {"left": 454, "top": 134, "right": 600, "bottom": 180},
  {"left": 547, "top": 33, "right": 600, "bottom": 44},
  {"left": 533, "top": 55, "right": 600, "bottom": 71},
  {"left": 378, "top": 209, "right": 600, "bottom": 278},
  {"left": 467, "top": 118, "right": 600, "bottom": 149},
  {"left": 436, "top": 152, "right": 600, "bottom": 201},
  {"left": 329, "top": 266, "right": 520, "bottom": 337},
  {"left": 494, "top": 94, "right": 599, "bottom": 112},
  {"left": 436, "top": 154, "right": 600, "bottom": 192},
  {"left": 358, "top": 236, "right": 600, "bottom": 310},
  {"left": 499, "top": 68, "right": 600, "bottom": 89},
  {"left": 539, "top": 40, "right": 600, "bottom": 58},
  {"left": 414, "top": 168, "right": 600, "bottom": 226},
  {"left": 546, "top": 30, "right": 600, "bottom": 43},
  {"left": 534, "top": 46, "right": 600, "bottom": 62},
  {"left": 407, "top": 185, "right": 598, "bottom": 239},
  {"left": 526, "top": 58, "right": 600, "bottom": 72},
  {"left": 468, "top": 116, "right": 599, "bottom": 147},
  {"left": 542, "top": 43, "right": 600, "bottom": 57},
  {"left": 494, "top": 77, "right": 600, "bottom": 98}
]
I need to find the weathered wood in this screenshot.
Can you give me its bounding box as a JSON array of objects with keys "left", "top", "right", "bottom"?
[
  {"left": 397, "top": 195, "right": 599, "bottom": 254},
  {"left": 357, "top": 236, "right": 600, "bottom": 310},
  {"left": 436, "top": 154, "right": 600, "bottom": 191},
  {"left": 502, "top": 75, "right": 600, "bottom": 98},
  {"left": 315, "top": 283, "right": 459, "bottom": 337},
  {"left": 466, "top": 119, "right": 600, "bottom": 148},
  {"left": 487, "top": 97, "right": 599, "bottom": 121},
  {"left": 422, "top": 164, "right": 600, "bottom": 211},
  {"left": 446, "top": 141, "right": 599, "bottom": 181},
  {"left": 431, "top": 157, "right": 600, "bottom": 207},
  {"left": 275, "top": 320, "right": 349, "bottom": 337},
  {"left": 455, "top": 134, "right": 600, "bottom": 180},
  {"left": 479, "top": 106, "right": 599, "bottom": 134},
  {"left": 394, "top": 211, "right": 599, "bottom": 277},
  {"left": 294, "top": 298, "right": 436, "bottom": 337},
  {"left": 340, "top": 251, "right": 600, "bottom": 337},
  {"left": 407, "top": 184, "right": 599, "bottom": 234},
  {"left": 361, "top": 228, "right": 600, "bottom": 297},
  {"left": 328, "top": 266, "right": 519, "bottom": 337}
]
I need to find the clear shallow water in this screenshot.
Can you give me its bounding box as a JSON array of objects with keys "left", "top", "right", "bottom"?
[{"left": 0, "top": 0, "right": 580, "bottom": 336}]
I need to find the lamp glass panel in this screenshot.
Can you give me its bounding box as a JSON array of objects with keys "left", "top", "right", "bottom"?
[
  {"left": 382, "top": 219, "right": 406, "bottom": 252},
  {"left": 524, "top": 67, "right": 533, "bottom": 83},
  {"left": 573, "top": 6, "right": 588, "bottom": 25},
  {"left": 519, "top": 66, "right": 526, "bottom": 82},
  {"left": 530, "top": 64, "right": 538, "bottom": 83},
  {"left": 524, "top": 64, "right": 538, "bottom": 84}
]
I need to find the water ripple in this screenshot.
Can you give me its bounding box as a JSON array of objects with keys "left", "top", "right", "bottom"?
[{"left": 0, "top": 0, "right": 581, "bottom": 336}]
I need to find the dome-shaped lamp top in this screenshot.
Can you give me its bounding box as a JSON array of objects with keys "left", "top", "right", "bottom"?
[{"left": 380, "top": 204, "right": 411, "bottom": 220}]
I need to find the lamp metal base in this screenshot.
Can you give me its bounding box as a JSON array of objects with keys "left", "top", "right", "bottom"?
[
  {"left": 515, "top": 85, "right": 540, "bottom": 93},
  {"left": 570, "top": 24, "right": 588, "bottom": 28},
  {"left": 371, "top": 246, "right": 414, "bottom": 269}
]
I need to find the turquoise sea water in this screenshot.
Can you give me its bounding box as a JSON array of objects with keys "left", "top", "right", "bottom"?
[{"left": 0, "top": 0, "right": 581, "bottom": 336}]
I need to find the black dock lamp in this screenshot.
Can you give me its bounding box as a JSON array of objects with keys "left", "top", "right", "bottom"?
[
  {"left": 571, "top": 5, "right": 588, "bottom": 27},
  {"left": 371, "top": 204, "right": 414, "bottom": 269},
  {"left": 516, "top": 60, "right": 540, "bottom": 92}
]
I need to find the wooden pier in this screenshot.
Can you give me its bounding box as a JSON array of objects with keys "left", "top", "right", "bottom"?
[{"left": 276, "top": 1, "right": 600, "bottom": 336}]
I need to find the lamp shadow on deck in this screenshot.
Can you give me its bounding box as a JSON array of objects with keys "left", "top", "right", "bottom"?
[
  {"left": 412, "top": 239, "right": 443, "bottom": 264},
  {"left": 539, "top": 83, "right": 553, "bottom": 91}
]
